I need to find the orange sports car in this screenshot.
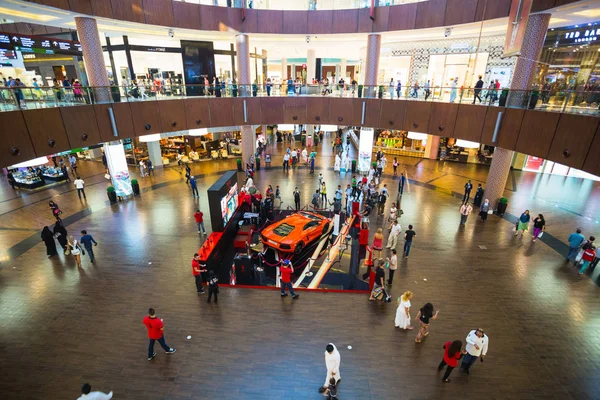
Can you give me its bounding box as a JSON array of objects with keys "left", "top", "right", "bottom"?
[{"left": 261, "top": 211, "right": 331, "bottom": 254}]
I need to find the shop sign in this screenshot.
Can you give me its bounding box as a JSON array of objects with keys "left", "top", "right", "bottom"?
[
  {"left": 128, "top": 45, "right": 181, "bottom": 53},
  {"left": 0, "top": 32, "right": 82, "bottom": 55},
  {"left": 561, "top": 28, "right": 600, "bottom": 45}
]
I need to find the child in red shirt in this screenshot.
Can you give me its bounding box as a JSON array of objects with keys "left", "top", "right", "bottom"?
[
  {"left": 280, "top": 260, "right": 299, "bottom": 299},
  {"left": 579, "top": 246, "right": 596, "bottom": 275},
  {"left": 142, "top": 308, "right": 176, "bottom": 361},
  {"left": 193, "top": 209, "right": 206, "bottom": 234}
]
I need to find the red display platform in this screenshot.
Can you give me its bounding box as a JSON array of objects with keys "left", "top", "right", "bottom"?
[
  {"left": 198, "top": 232, "right": 222, "bottom": 262},
  {"left": 238, "top": 224, "right": 253, "bottom": 236}
]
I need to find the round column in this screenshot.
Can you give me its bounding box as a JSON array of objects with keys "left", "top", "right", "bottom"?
[
  {"left": 484, "top": 13, "right": 551, "bottom": 209},
  {"left": 281, "top": 58, "right": 288, "bottom": 81},
  {"left": 74, "top": 17, "right": 111, "bottom": 103},
  {"left": 235, "top": 34, "right": 251, "bottom": 97},
  {"left": 482, "top": 148, "right": 513, "bottom": 209},
  {"left": 241, "top": 125, "right": 256, "bottom": 169},
  {"left": 363, "top": 34, "right": 381, "bottom": 98},
  {"left": 306, "top": 50, "right": 316, "bottom": 84},
  {"left": 507, "top": 13, "right": 551, "bottom": 106}
]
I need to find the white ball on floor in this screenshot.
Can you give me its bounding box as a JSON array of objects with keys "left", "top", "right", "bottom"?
[
  {"left": 347, "top": 345, "right": 352, "bottom": 350},
  {"left": 187, "top": 335, "right": 192, "bottom": 340}
]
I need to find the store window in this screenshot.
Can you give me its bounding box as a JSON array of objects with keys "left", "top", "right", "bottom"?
[
  {"left": 523, "top": 156, "right": 545, "bottom": 172},
  {"left": 374, "top": 130, "right": 426, "bottom": 158},
  {"left": 439, "top": 138, "right": 494, "bottom": 164}
]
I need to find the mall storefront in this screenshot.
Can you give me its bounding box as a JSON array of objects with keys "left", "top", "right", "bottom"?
[
  {"left": 538, "top": 22, "right": 600, "bottom": 110},
  {"left": 376, "top": 34, "right": 515, "bottom": 95},
  {"left": 101, "top": 36, "right": 267, "bottom": 91}
]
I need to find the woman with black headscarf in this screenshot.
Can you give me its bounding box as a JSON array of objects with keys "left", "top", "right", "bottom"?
[
  {"left": 53, "top": 221, "right": 68, "bottom": 254},
  {"left": 41, "top": 226, "right": 57, "bottom": 257}
]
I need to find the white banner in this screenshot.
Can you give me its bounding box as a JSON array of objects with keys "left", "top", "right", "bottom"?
[
  {"left": 358, "top": 127, "right": 374, "bottom": 173},
  {"left": 104, "top": 143, "right": 132, "bottom": 197}
]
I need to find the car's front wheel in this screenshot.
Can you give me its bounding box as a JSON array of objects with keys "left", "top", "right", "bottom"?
[
  {"left": 322, "top": 223, "right": 330, "bottom": 235},
  {"left": 294, "top": 241, "right": 305, "bottom": 255}
]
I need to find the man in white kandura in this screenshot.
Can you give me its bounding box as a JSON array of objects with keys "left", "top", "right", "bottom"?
[{"left": 319, "top": 343, "right": 341, "bottom": 393}]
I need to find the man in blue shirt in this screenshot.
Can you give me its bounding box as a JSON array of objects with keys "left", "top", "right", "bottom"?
[
  {"left": 398, "top": 173, "right": 406, "bottom": 196},
  {"left": 567, "top": 229, "right": 585, "bottom": 261},
  {"left": 190, "top": 175, "right": 199, "bottom": 197},
  {"left": 80, "top": 230, "right": 98, "bottom": 263}
]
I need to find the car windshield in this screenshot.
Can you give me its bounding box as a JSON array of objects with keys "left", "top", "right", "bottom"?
[
  {"left": 299, "top": 212, "right": 321, "bottom": 221},
  {"left": 273, "top": 223, "right": 295, "bottom": 237}
]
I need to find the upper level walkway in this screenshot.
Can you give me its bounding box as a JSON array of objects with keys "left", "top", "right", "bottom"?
[
  {"left": 16, "top": 0, "right": 577, "bottom": 35},
  {"left": 1, "top": 83, "right": 599, "bottom": 178}
]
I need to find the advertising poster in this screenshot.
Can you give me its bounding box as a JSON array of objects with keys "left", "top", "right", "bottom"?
[
  {"left": 358, "top": 128, "right": 374, "bottom": 173},
  {"left": 104, "top": 143, "right": 132, "bottom": 197},
  {"left": 503, "top": 0, "right": 533, "bottom": 57}
]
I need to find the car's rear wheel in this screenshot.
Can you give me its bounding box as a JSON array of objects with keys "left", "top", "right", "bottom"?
[
  {"left": 294, "top": 241, "right": 305, "bottom": 255},
  {"left": 322, "top": 223, "right": 330, "bottom": 235}
]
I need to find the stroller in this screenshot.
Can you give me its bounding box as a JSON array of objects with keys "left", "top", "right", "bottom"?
[{"left": 372, "top": 285, "right": 392, "bottom": 302}]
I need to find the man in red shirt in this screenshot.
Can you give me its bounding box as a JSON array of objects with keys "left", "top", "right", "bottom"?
[
  {"left": 280, "top": 259, "right": 299, "bottom": 299},
  {"left": 143, "top": 308, "right": 176, "bottom": 361},
  {"left": 193, "top": 209, "right": 206, "bottom": 235},
  {"left": 192, "top": 253, "right": 205, "bottom": 294}
]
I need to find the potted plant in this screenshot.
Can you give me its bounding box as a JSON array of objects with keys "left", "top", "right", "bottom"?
[
  {"left": 255, "top": 156, "right": 261, "bottom": 170},
  {"left": 131, "top": 179, "right": 140, "bottom": 196},
  {"left": 378, "top": 85, "right": 384, "bottom": 99},
  {"left": 107, "top": 186, "right": 117, "bottom": 204},
  {"left": 236, "top": 158, "right": 243, "bottom": 172},
  {"left": 497, "top": 197, "right": 508, "bottom": 216},
  {"left": 358, "top": 84, "right": 363, "bottom": 98}
]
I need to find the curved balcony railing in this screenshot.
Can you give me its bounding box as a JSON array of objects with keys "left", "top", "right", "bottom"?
[
  {"left": 175, "top": 0, "right": 425, "bottom": 11},
  {"left": 1, "top": 84, "right": 599, "bottom": 116}
]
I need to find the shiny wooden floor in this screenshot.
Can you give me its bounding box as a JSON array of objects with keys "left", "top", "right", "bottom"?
[{"left": 1, "top": 138, "right": 599, "bottom": 399}]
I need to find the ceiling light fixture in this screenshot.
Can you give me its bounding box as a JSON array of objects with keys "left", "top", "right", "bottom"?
[{"left": 0, "top": 6, "right": 59, "bottom": 22}]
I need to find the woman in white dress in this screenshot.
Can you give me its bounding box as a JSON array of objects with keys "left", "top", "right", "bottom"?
[{"left": 395, "top": 291, "right": 413, "bottom": 330}]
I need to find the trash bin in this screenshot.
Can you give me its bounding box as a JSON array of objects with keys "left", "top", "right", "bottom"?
[
  {"left": 107, "top": 187, "right": 117, "bottom": 204},
  {"left": 131, "top": 179, "right": 140, "bottom": 196},
  {"left": 496, "top": 197, "right": 508, "bottom": 216},
  {"left": 352, "top": 160, "right": 357, "bottom": 173}
]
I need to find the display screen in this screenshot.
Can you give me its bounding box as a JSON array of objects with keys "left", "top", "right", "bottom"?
[
  {"left": 180, "top": 40, "right": 215, "bottom": 96},
  {"left": 220, "top": 183, "right": 238, "bottom": 226}
]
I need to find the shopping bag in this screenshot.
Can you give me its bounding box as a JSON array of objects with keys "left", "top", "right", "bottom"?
[
  {"left": 538, "top": 232, "right": 543, "bottom": 238},
  {"left": 575, "top": 249, "right": 584, "bottom": 263}
]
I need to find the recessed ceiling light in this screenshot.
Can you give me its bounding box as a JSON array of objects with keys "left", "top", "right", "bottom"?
[
  {"left": 589, "top": 23, "right": 592, "bottom": 26},
  {"left": 575, "top": 25, "right": 579, "bottom": 27}
]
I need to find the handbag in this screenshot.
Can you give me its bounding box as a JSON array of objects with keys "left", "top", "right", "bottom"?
[
  {"left": 538, "top": 232, "right": 544, "bottom": 238},
  {"left": 575, "top": 249, "right": 584, "bottom": 263}
]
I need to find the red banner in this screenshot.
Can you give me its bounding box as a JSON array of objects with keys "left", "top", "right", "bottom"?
[{"left": 503, "top": 0, "right": 533, "bottom": 57}]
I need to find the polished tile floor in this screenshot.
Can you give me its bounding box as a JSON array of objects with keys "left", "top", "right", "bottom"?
[{"left": 0, "top": 139, "right": 599, "bottom": 399}]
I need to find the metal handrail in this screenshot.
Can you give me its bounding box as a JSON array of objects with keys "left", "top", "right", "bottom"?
[{"left": 1, "top": 84, "right": 598, "bottom": 116}]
